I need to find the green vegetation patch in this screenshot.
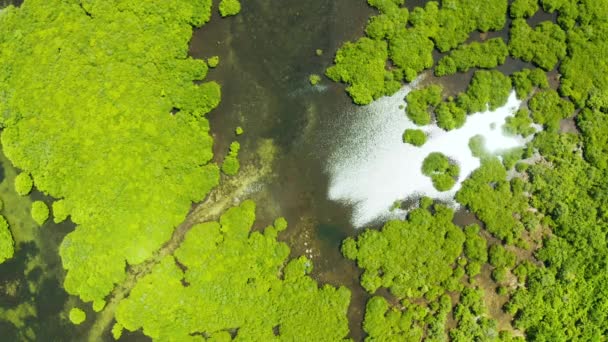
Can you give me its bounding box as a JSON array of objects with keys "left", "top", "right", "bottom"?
[
  {"left": 69, "top": 308, "right": 86, "bottom": 325},
  {"left": 457, "top": 70, "right": 512, "bottom": 114},
  {"left": 342, "top": 202, "right": 465, "bottom": 298},
  {"left": 0, "top": 0, "right": 220, "bottom": 304},
  {"left": 421, "top": 152, "right": 460, "bottom": 191},
  {"left": 510, "top": 0, "right": 539, "bottom": 18},
  {"left": 115, "top": 201, "right": 351, "bottom": 341},
  {"left": 529, "top": 89, "right": 575, "bottom": 131},
  {"left": 509, "top": 19, "right": 567, "bottom": 70},
  {"left": 435, "top": 38, "right": 509, "bottom": 76},
  {"left": 456, "top": 158, "right": 527, "bottom": 243},
  {"left": 0, "top": 215, "right": 14, "bottom": 264},
  {"left": 402, "top": 129, "right": 427, "bottom": 147},
  {"left": 405, "top": 84, "right": 442, "bottom": 126},
  {"left": 219, "top": 0, "right": 241, "bottom": 17},
  {"left": 326, "top": 37, "right": 391, "bottom": 105},
  {"left": 221, "top": 141, "right": 241, "bottom": 176},
  {"left": 14, "top": 173, "right": 33, "bottom": 196},
  {"left": 511, "top": 68, "right": 549, "bottom": 99},
  {"left": 309, "top": 74, "right": 321, "bottom": 86},
  {"left": 30, "top": 201, "right": 48, "bottom": 226}
]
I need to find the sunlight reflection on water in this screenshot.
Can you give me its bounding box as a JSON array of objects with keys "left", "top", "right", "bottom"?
[{"left": 327, "top": 82, "right": 528, "bottom": 228}]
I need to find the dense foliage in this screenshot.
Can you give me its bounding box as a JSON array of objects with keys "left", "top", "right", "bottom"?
[
  {"left": 435, "top": 38, "right": 509, "bottom": 76},
  {"left": 69, "top": 308, "right": 86, "bottom": 325},
  {"left": 405, "top": 85, "right": 442, "bottom": 125},
  {"left": 219, "top": 0, "right": 241, "bottom": 17},
  {"left": 116, "top": 201, "right": 351, "bottom": 341},
  {"left": 328, "top": 0, "right": 508, "bottom": 104},
  {"left": 0, "top": 0, "right": 220, "bottom": 304},
  {"left": 402, "top": 128, "right": 426, "bottom": 147},
  {"left": 457, "top": 70, "right": 512, "bottom": 114},
  {"left": 342, "top": 202, "right": 464, "bottom": 298},
  {"left": 221, "top": 141, "right": 241, "bottom": 176},
  {"left": 511, "top": 68, "right": 549, "bottom": 100},
  {"left": 0, "top": 215, "right": 13, "bottom": 264},
  {"left": 325, "top": 37, "right": 393, "bottom": 105},
  {"left": 421, "top": 152, "right": 459, "bottom": 191},
  {"left": 509, "top": 19, "right": 567, "bottom": 70},
  {"left": 528, "top": 89, "right": 575, "bottom": 131}
]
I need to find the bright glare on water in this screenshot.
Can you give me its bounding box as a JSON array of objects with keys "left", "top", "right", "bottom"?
[{"left": 327, "top": 83, "right": 528, "bottom": 228}]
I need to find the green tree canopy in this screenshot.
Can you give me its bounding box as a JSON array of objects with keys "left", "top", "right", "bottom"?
[
  {"left": 115, "top": 201, "right": 351, "bottom": 341},
  {"left": 0, "top": 0, "right": 221, "bottom": 304},
  {"left": 0, "top": 216, "right": 14, "bottom": 264}
]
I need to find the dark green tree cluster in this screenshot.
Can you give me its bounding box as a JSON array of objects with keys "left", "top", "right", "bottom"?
[
  {"left": 342, "top": 201, "right": 465, "bottom": 298},
  {"left": 528, "top": 89, "right": 575, "bottom": 131},
  {"left": 421, "top": 152, "right": 460, "bottom": 191},
  {"left": 577, "top": 108, "right": 608, "bottom": 170},
  {"left": 0, "top": 0, "right": 221, "bottom": 305},
  {"left": 435, "top": 38, "right": 509, "bottom": 76},
  {"left": 0, "top": 215, "right": 14, "bottom": 264},
  {"left": 116, "top": 201, "right": 351, "bottom": 341},
  {"left": 221, "top": 141, "right": 241, "bottom": 176},
  {"left": 509, "top": 19, "right": 567, "bottom": 70},
  {"left": 558, "top": 15, "right": 608, "bottom": 108},
  {"left": 402, "top": 128, "right": 427, "bottom": 147},
  {"left": 511, "top": 68, "right": 550, "bottom": 99},
  {"left": 405, "top": 84, "right": 442, "bottom": 125}
]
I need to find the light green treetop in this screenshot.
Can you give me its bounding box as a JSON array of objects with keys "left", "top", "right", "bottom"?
[
  {"left": 115, "top": 201, "right": 351, "bottom": 341},
  {"left": 0, "top": 216, "right": 15, "bottom": 264}
]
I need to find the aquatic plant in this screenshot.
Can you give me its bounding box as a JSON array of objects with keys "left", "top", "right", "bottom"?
[{"left": 14, "top": 173, "right": 33, "bottom": 196}]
